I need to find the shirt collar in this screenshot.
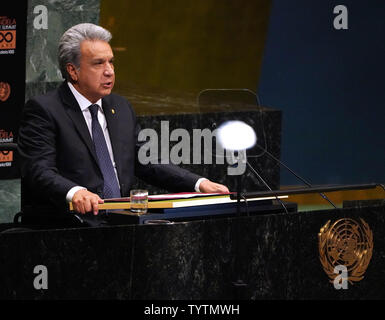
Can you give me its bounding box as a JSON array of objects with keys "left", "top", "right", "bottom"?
[{"left": 67, "top": 82, "right": 102, "bottom": 112}]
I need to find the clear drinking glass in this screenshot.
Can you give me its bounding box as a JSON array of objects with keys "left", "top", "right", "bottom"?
[{"left": 130, "top": 189, "right": 148, "bottom": 214}]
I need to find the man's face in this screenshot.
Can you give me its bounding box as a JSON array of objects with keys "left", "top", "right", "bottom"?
[{"left": 68, "top": 40, "right": 115, "bottom": 103}]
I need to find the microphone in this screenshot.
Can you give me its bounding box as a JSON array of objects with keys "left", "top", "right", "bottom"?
[
  {"left": 251, "top": 91, "right": 337, "bottom": 208},
  {"left": 229, "top": 156, "right": 290, "bottom": 215},
  {"left": 251, "top": 143, "right": 338, "bottom": 209},
  {"left": 245, "top": 161, "right": 289, "bottom": 214},
  {"left": 217, "top": 120, "right": 290, "bottom": 215}
]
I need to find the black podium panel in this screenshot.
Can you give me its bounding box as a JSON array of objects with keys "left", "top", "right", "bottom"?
[{"left": 0, "top": 203, "right": 384, "bottom": 299}]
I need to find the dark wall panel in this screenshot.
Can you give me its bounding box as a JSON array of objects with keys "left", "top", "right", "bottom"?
[{"left": 258, "top": 0, "right": 385, "bottom": 185}]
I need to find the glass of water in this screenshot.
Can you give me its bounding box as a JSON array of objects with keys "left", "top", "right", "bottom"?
[{"left": 130, "top": 189, "right": 148, "bottom": 214}]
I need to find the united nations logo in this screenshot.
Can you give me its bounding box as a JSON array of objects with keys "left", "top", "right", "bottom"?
[
  {"left": 318, "top": 218, "right": 373, "bottom": 284},
  {"left": 0, "top": 82, "right": 11, "bottom": 102}
]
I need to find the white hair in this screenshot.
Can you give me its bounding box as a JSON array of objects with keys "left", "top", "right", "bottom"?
[{"left": 58, "top": 23, "right": 112, "bottom": 80}]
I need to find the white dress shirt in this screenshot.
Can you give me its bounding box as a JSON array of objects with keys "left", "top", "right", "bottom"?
[
  {"left": 65, "top": 82, "right": 119, "bottom": 202},
  {"left": 65, "top": 82, "right": 206, "bottom": 202}
]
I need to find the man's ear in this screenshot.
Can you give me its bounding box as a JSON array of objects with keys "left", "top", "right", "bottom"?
[{"left": 66, "top": 63, "right": 78, "bottom": 82}]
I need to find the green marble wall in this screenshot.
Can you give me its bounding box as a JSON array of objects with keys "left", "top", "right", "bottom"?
[
  {"left": 0, "top": 179, "right": 20, "bottom": 223},
  {"left": 25, "top": 0, "right": 100, "bottom": 100},
  {"left": 0, "top": 0, "right": 101, "bottom": 223}
]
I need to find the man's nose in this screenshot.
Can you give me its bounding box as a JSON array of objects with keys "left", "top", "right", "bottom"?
[{"left": 104, "top": 63, "right": 114, "bottom": 76}]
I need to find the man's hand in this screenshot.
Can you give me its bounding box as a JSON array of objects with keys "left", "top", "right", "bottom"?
[
  {"left": 72, "top": 189, "right": 104, "bottom": 215},
  {"left": 199, "top": 179, "right": 230, "bottom": 193}
]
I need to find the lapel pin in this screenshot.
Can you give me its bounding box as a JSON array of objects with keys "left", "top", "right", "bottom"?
[{"left": 111, "top": 108, "right": 115, "bottom": 114}]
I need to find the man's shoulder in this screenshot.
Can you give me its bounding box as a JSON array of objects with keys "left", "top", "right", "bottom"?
[
  {"left": 27, "top": 83, "right": 62, "bottom": 106},
  {"left": 103, "top": 92, "right": 135, "bottom": 115},
  {"left": 104, "top": 92, "right": 131, "bottom": 106}
]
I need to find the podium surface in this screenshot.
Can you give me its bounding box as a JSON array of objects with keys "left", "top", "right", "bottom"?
[{"left": 0, "top": 200, "right": 384, "bottom": 299}]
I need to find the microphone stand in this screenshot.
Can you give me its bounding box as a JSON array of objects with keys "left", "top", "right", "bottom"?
[
  {"left": 230, "top": 157, "right": 288, "bottom": 299},
  {"left": 231, "top": 165, "right": 248, "bottom": 298},
  {"left": 236, "top": 174, "right": 241, "bottom": 217},
  {"left": 231, "top": 158, "right": 290, "bottom": 216},
  {"left": 246, "top": 161, "right": 289, "bottom": 214},
  {"left": 252, "top": 91, "right": 337, "bottom": 208}
]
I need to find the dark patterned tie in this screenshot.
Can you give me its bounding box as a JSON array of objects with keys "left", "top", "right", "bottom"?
[{"left": 89, "top": 104, "right": 121, "bottom": 199}]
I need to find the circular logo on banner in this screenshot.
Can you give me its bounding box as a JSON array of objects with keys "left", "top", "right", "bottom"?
[
  {"left": 0, "top": 82, "right": 11, "bottom": 102},
  {"left": 318, "top": 218, "right": 373, "bottom": 284}
]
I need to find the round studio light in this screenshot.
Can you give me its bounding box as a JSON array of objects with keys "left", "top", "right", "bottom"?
[{"left": 217, "top": 120, "right": 257, "bottom": 150}]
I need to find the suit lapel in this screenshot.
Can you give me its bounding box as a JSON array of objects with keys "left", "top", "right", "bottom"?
[
  {"left": 102, "top": 97, "right": 122, "bottom": 178},
  {"left": 59, "top": 83, "right": 98, "bottom": 164}
]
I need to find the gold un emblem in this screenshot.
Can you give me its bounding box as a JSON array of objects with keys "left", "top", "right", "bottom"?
[{"left": 318, "top": 218, "right": 373, "bottom": 284}]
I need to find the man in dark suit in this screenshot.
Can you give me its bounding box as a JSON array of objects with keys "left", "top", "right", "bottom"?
[{"left": 18, "top": 23, "right": 228, "bottom": 226}]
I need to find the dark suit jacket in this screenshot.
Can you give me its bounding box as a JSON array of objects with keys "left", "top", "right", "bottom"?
[{"left": 18, "top": 82, "right": 201, "bottom": 217}]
